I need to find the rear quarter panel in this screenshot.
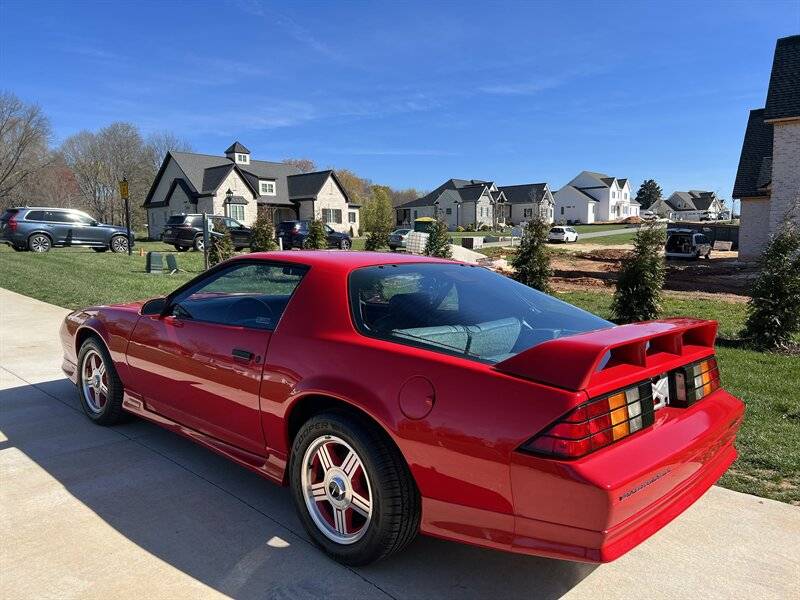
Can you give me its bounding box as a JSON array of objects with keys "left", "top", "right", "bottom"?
[{"left": 259, "top": 262, "right": 586, "bottom": 518}]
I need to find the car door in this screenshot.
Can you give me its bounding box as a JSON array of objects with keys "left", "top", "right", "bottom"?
[
  {"left": 66, "top": 211, "right": 106, "bottom": 245},
  {"left": 225, "top": 217, "right": 249, "bottom": 247},
  {"left": 41, "top": 210, "right": 74, "bottom": 245},
  {"left": 324, "top": 224, "right": 339, "bottom": 247},
  {"left": 125, "top": 260, "right": 309, "bottom": 455}
]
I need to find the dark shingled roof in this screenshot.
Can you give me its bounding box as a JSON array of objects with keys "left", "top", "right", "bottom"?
[
  {"left": 225, "top": 141, "right": 250, "bottom": 154},
  {"left": 287, "top": 170, "right": 333, "bottom": 199},
  {"left": 397, "top": 179, "right": 492, "bottom": 209},
  {"left": 733, "top": 109, "right": 773, "bottom": 199},
  {"left": 224, "top": 195, "right": 249, "bottom": 205},
  {"left": 764, "top": 35, "right": 800, "bottom": 121},
  {"left": 498, "top": 183, "right": 549, "bottom": 205},
  {"left": 201, "top": 163, "right": 234, "bottom": 193}
]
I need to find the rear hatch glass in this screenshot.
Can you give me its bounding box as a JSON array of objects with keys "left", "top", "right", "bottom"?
[
  {"left": 167, "top": 215, "right": 188, "bottom": 225},
  {"left": 666, "top": 234, "right": 691, "bottom": 252}
]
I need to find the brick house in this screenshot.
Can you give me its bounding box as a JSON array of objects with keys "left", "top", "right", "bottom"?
[
  {"left": 143, "top": 142, "right": 360, "bottom": 239},
  {"left": 733, "top": 35, "right": 800, "bottom": 260}
]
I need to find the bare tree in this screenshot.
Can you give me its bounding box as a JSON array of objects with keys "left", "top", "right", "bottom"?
[
  {"left": 0, "top": 92, "right": 51, "bottom": 207},
  {"left": 14, "top": 152, "right": 80, "bottom": 208},
  {"left": 145, "top": 130, "right": 193, "bottom": 172},
  {"left": 282, "top": 157, "right": 317, "bottom": 173},
  {"left": 61, "top": 131, "right": 113, "bottom": 222}
]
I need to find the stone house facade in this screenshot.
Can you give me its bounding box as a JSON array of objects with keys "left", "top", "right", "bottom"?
[{"left": 733, "top": 35, "right": 800, "bottom": 260}]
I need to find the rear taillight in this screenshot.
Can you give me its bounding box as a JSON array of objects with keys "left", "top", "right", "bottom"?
[
  {"left": 521, "top": 355, "right": 721, "bottom": 460},
  {"left": 670, "top": 356, "right": 720, "bottom": 407},
  {"left": 7, "top": 215, "right": 18, "bottom": 232},
  {"left": 522, "top": 382, "right": 656, "bottom": 459}
]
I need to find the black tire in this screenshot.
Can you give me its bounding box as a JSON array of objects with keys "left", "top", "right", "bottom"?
[
  {"left": 76, "top": 337, "right": 127, "bottom": 425},
  {"left": 175, "top": 245, "right": 188, "bottom": 252},
  {"left": 290, "top": 411, "right": 420, "bottom": 566},
  {"left": 28, "top": 233, "right": 52, "bottom": 252},
  {"left": 110, "top": 235, "right": 129, "bottom": 253},
  {"left": 193, "top": 235, "right": 204, "bottom": 252},
  {"left": 92, "top": 247, "right": 108, "bottom": 253},
  {"left": 11, "top": 244, "right": 27, "bottom": 252}
]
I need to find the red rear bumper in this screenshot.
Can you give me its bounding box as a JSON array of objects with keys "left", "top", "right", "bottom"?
[{"left": 509, "top": 389, "right": 744, "bottom": 562}]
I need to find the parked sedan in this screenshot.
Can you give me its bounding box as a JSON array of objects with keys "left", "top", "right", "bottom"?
[
  {"left": 277, "top": 220, "right": 351, "bottom": 249},
  {"left": 548, "top": 225, "right": 579, "bottom": 243},
  {"left": 388, "top": 228, "right": 411, "bottom": 250},
  {"left": 0, "top": 207, "right": 135, "bottom": 253},
  {"left": 60, "top": 252, "right": 743, "bottom": 566},
  {"left": 162, "top": 214, "right": 252, "bottom": 251}
]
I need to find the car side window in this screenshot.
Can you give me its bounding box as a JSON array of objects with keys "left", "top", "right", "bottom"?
[
  {"left": 170, "top": 262, "right": 308, "bottom": 330},
  {"left": 45, "top": 211, "right": 70, "bottom": 223},
  {"left": 67, "top": 213, "right": 94, "bottom": 225},
  {"left": 325, "top": 225, "right": 334, "bottom": 234},
  {"left": 25, "top": 210, "right": 45, "bottom": 221}
]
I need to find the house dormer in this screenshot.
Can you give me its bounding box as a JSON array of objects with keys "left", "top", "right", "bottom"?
[{"left": 225, "top": 141, "right": 251, "bottom": 165}]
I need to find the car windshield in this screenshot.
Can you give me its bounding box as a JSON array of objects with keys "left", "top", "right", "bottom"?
[
  {"left": 392, "top": 229, "right": 411, "bottom": 235},
  {"left": 349, "top": 263, "right": 612, "bottom": 363}
]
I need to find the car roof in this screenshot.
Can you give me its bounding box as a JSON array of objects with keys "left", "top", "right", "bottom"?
[
  {"left": 12, "top": 206, "right": 85, "bottom": 211},
  {"left": 235, "top": 251, "right": 455, "bottom": 273}
]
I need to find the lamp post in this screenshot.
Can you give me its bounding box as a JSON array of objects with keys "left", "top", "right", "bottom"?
[{"left": 118, "top": 176, "right": 131, "bottom": 256}]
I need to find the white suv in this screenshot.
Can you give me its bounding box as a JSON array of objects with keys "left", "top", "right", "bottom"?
[{"left": 548, "top": 226, "right": 579, "bottom": 243}]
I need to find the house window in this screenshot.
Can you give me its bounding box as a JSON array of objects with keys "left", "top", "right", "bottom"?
[
  {"left": 445, "top": 208, "right": 452, "bottom": 215},
  {"left": 348, "top": 211, "right": 357, "bottom": 223},
  {"left": 611, "top": 191, "right": 616, "bottom": 198},
  {"left": 260, "top": 180, "right": 276, "bottom": 196},
  {"left": 322, "top": 208, "right": 342, "bottom": 224},
  {"left": 560, "top": 207, "right": 565, "bottom": 215},
  {"left": 523, "top": 208, "right": 533, "bottom": 218},
  {"left": 624, "top": 192, "right": 628, "bottom": 200},
  {"left": 236, "top": 153, "right": 249, "bottom": 164},
  {"left": 413, "top": 210, "right": 418, "bottom": 219},
  {"left": 227, "top": 204, "right": 245, "bottom": 221}
]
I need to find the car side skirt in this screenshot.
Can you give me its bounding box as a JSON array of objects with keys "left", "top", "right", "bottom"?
[{"left": 120, "top": 390, "right": 285, "bottom": 485}]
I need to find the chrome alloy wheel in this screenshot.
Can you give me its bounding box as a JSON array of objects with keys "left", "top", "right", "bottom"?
[
  {"left": 111, "top": 236, "right": 129, "bottom": 253},
  {"left": 81, "top": 349, "right": 108, "bottom": 414},
  {"left": 301, "top": 435, "right": 373, "bottom": 544},
  {"left": 29, "top": 234, "right": 51, "bottom": 252}
]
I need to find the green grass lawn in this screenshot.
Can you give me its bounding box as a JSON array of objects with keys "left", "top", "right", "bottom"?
[
  {"left": 1, "top": 243, "right": 797, "bottom": 504},
  {"left": 575, "top": 230, "right": 638, "bottom": 245}
]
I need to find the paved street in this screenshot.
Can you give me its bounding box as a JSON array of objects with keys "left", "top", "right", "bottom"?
[{"left": 1, "top": 286, "right": 798, "bottom": 600}]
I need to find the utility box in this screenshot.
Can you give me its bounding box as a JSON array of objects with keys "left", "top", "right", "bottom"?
[{"left": 461, "top": 236, "right": 484, "bottom": 249}]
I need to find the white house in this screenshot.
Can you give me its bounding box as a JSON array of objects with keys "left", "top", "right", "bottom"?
[
  {"left": 733, "top": 35, "right": 800, "bottom": 259},
  {"left": 554, "top": 171, "right": 639, "bottom": 223},
  {"left": 143, "top": 142, "right": 360, "bottom": 238},
  {"left": 395, "top": 179, "right": 554, "bottom": 229},
  {"left": 650, "top": 190, "right": 728, "bottom": 221}
]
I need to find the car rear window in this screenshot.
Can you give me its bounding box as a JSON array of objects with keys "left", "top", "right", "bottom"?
[
  {"left": 167, "top": 215, "right": 188, "bottom": 225},
  {"left": 349, "top": 263, "right": 611, "bottom": 363},
  {"left": 1, "top": 209, "right": 19, "bottom": 221}
]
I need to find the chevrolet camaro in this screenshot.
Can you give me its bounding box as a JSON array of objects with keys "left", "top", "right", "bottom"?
[{"left": 60, "top": 251, "right": 744, "bottom": 565}]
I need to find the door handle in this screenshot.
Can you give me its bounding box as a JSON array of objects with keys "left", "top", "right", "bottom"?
[{"left": 232, "top": 348, "right": 254, "bottom": 363}]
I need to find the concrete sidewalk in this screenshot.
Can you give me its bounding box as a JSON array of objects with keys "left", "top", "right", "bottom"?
[{"left": 1, "top": 287, "right": 798, "bottom": 599}]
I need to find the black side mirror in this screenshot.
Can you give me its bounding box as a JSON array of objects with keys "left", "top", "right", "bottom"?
[
  {"left": 141, "top": 297, "right": 168, "bottom": 316},
  {"left": 91, "top": 220, "right": 99, "bottom": 226}
]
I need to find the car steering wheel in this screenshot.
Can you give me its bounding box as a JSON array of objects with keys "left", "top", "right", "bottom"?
[{"left": 225, "top": 296, "right": 274, "bottom": 329}]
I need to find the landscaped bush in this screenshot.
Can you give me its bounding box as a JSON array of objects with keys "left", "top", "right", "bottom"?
[
  {"left": 741, "top": 223, "right": 800, "bottom": 350},
  {"left": 424, "top": 217, "right": 452, "bottom": 258},
  {"left": 479, "top": 224, "right": 491, "bottom": 231},
  {"left": 455, "top": 226, "right": 464, "bottom": 232},
  {"left": 303, "top": 219, "right": 327, "bottom": 249},
  {"left": 611, "top": 221, "right": 666, "bottom": 322},
  {"left": 511, "top": 217, "right": 552, "bottom": 293},
  {"left": 465, "top": 223, "right": 476, "bottom": 232},
  {"left": 364, "top": 230, "right": 388, "bottom": 251},
  {"left": 249, "top": 211, "right": 277, "bottom": 252},
  {"left": 208, "top": 225, "right": 234, "bottom": 265}
]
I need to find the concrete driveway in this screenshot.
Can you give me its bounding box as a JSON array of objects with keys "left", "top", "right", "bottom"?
[{"left": 1, "top": 287, "right": 798, "bottom": 599}]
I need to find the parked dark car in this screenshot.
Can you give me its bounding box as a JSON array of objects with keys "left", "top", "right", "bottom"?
[
  {"left": 277, "top": 220, "right": 351, "bottom": 249},
  {"left": 0, "top": 207, "right": 135, "bottom": 253},
  {"left": 161, "top": 214, "right": 252, "bottom": 251}
]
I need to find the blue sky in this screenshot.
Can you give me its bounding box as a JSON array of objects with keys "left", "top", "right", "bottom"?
[{"left": 2, "top": 0, "right": 798, "bottom": 206}]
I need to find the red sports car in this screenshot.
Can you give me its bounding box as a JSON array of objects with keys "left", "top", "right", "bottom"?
[{"left": 60, "top": 251, "right": 744, "bottom": 565}]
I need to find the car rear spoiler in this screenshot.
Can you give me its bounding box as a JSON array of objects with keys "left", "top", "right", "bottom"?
[{"left": 493, "top": 318, "right": 717, "bottom": 391}]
